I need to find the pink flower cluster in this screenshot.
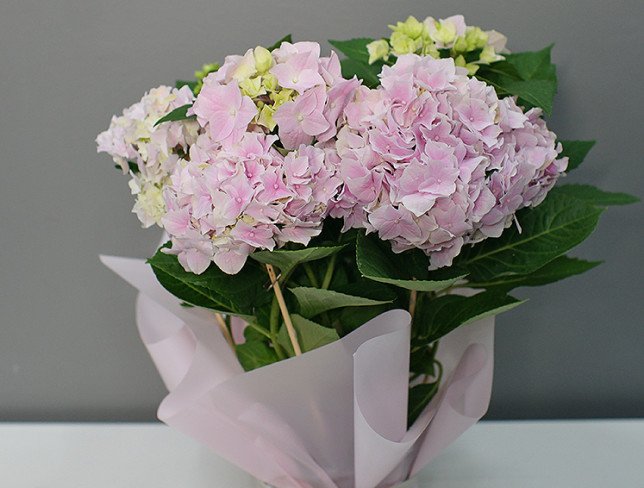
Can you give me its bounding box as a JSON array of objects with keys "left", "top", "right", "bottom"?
[
  {"left": 193, "top": 41, "right": 360, "bottom": 150},
  {"left": 162, "top": 133, "right": 341, "bottom": 274},
  {"left": 330, "top": 54, "right": 567, "bottom": 268},
  {"left": 160, "top": 42, "right": 359, "bottom": 274}
]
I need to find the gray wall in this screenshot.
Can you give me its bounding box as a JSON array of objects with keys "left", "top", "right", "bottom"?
[{"left": 0, "top": 0, "right": 642, "bottom": 422}]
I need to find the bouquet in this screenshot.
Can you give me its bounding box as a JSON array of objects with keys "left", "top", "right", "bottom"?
[{"left": 97, "top": 15, "right": 637, "bottom": 488}]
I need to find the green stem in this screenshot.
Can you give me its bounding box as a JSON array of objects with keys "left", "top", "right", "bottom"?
[
  {"left": 321, "top": 254, "right": 337, "bottom": 290},
  {"left": 269, "top": 296, "right": 287, "bottom": 360},
  {"left": 245, "top": 321, "right": 272, "bottom": 340},
  {"left": 303, "top": 263, "right": 320, "bottom": 288}
]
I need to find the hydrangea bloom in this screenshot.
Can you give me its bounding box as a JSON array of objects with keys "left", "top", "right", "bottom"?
[
  {"left": 330, "top": 54, "right": 567, "bottom": 269},
  {"left": 162, "top": 133, "right": 342, "bottom": 274},
  {"left": 96, "top": 85, "right": 198, "bottom": 227},
  {"left": 159, "top": 42, "right": 359, "bottom": 274},
  {"left": 192, "top": 41, "right": 360, "bottom": 150},
  {"left": 367, "top": 15, "right": 507, "bottom": 74}
]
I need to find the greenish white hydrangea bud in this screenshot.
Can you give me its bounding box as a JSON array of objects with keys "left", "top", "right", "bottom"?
[
  {"left": 464, "top": 27, "right": 489, "bottom": 50},
  {"left": 367, "top": 39, "right": 390, "bottom": 64},
  {"left": 253, "top": 46, "right": 273, "bottom": 74},
  {"left": 389, "top": 16, "right": 427, "bottom": 40},
  {"left": 430, "top": 20, "right": 458, "bottom": 45},
  {"left": 262, "top": 73, "right": 279, "bottom": 91},
  {"left": 239, "top": 76, "right": 266, "bottom": 98},
  {"left": 390, "top": 31, "right": 420, "bottom": 55}
]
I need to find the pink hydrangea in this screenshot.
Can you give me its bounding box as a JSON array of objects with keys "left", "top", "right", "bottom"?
[
  {"left": 329, "top": 54, "right": 567, "bottom": 268},
  {"left": 192, "top": 41, "right": 360, "bottom": 151},
  {"left": 162, "top": 132, "right": 342, "bottom": 274},
  {"left": 160, "top": 42, "right": 360, "bottom": 274}
]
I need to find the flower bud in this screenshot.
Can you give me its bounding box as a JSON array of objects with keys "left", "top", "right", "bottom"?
[
  {"left": 262, "top": 73, "right": 279, "bottom": 91},
  {"left": 431, "top": 20, "right": 458, "bottom": 46},
  {"left": 390, "top": 32, "right": 419, "bottom": 55},
  {"left": 257, "top": 104, "right": 277, "bottom": 131},
  {"left": 465, "top": 27, "right": 489, "bottom": 50},
  {"left": 253, "top": 46, "right": 273, "bottom": 74},
  {"left": 367, "top": 39, "right": 390, "bottom": 64},
  {"left": 389, "top": 16, "right": 426, "bottom": 40},
  {"left": 195, "top": 63, "right": 220, "bottom": 81},
  {"left": 239, "top": 76, "right": 265, "bottom": 98}
]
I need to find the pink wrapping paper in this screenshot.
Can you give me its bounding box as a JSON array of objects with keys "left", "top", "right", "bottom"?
[{"left": 101, "top": 255, "right": 494, "bottom": 488}]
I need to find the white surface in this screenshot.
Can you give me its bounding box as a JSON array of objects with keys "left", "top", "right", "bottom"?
[{"left": 0, "top": 420, "right": 642, "bottom": 487}]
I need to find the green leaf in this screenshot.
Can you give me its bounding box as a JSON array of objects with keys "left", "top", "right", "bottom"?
[
  {"left": 339, "top": 58, "right": 381, "bottom": 88},
  {"left": 503, "top": 45, "right": 555, "bottom": 81},
  {"left": 236, "top": 341, "right": 278, "bottom": 371},
  {"left": 501, "top": 78, "right": 556, "bottom": 114},
  {"left": 415, "top": 292, "right": 525, "bottom": 345},
  {"left": 277, "top": 314, "right": 339, "bottom": 354},
  {"left": 289, "top": 287, "right": 391, "bottom": 319},
  {"left": 408, "top": 382, "right": 440, "bottom": 427},
  {"left": 147, "top": 245, "right": 270, "bottom": 317},
  {"left": 551, "top": 184, "right": 640, "bottom": 206},
  {"left": 356, "top": 232, "right": 466, "bottom": 292},
  {"left": 468, "top": 255, "right": 602, "bottom": 292},
  {"left": 251, "top": 245, "right": 346, "bottom": 280},
  {"left": 338, "top": 304, "right": 391, "bottom": 334},
  {"left": 175, "top": 80, "right": 198, "bottom": 92},
  {"left": 559, "top": 140, "right": 596, "bottom": 171},
  {"left": 328, "top": 38, "right": 374, "bottom": 65},
  {"left": 478, "top": 45, "right": 557, "bottom": 114},
  {"left": 456, "top": 193, "right": 604, "bottom": 281},
  {"left": 409, "top": 343, "right": 439, "bottom": 376},
  {"left": 154, "top": 104, "right": 195, "bottom": 127},
  {"left": 267, "top": 34, "right": 293, "bottom": 52}
]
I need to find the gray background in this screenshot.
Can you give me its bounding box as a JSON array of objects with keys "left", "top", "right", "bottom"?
[{"left": 0, "top": 0, "right": 642, "bottom": 422}]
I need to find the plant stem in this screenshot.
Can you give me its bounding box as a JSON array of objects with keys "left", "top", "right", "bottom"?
[
  {"left": 321, "top": 254, "right": 337, "bottom": 290},
  {"left": 214, "top": 313, "right": 235, "bottom": 351},
  {"left": 245, "top": 321, "right": 272, "bottom": 340},
  {"left": 269, "top": 296, "right": 287, "bottom": 360},
  {"left": 409, "top": 289, "right": 418, "bottom": 320},
  {"left": 303, "top": 263, "right": 320, "bottom": 288},
  {"left": 265, "top": 264, "right": 302, "bottom": 356}
]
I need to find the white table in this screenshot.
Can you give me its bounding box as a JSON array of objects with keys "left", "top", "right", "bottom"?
[{"left": 1, "top": 420, "right": 642, "bottom": 487}]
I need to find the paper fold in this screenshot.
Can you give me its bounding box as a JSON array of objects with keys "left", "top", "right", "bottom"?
[{"left": 102, "top": 255, "right": 494, "bottom": 488}]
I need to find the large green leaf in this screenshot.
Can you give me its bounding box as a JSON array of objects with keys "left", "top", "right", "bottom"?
[
  {"left": 415, "top": 292, "right": 524, "bottom": 345},
  {"left": 251, "top": 245, "right": 346, "bottom": 280},
  {"left": 457, "top": 193, "right": 603, "bottom": 281},
  {"left": 468, "top": 255, "right": 601, "bottom": 292},
  {"left": 236, "top": 341, "right": 278, "bottom": 371},
  {"left": 477, "top": 45, "right": 557, "bottom": 114},
  {"left": 289, "top": 287, "right": 391, "bottom": 319},
  {"left": 277, "top": 314, "right": 339, "bottom": 355},
  {"left": 147, "top": 245, "right": 269, "bottom": 316},
  {"left": 328, "top": 38, "right": 374, "bottom": 65},
  {"left": 339, "top": 58, "right": 381, "bottom": 88},
  {"left": 500, "top": 79, "right": 556, "bottom": 115},
  {"left": 503, "top": 45, "right": 556, "bottom": 81},
  {"left": 559, "top": 140, "right": 596, "bottom": 171},
  {"left": 338, "top": 304, "right": 392, "bottom": 334},
  {"left": 550, "top": 185, "right": 639, "bottom": 206},
  {"left": 154, "top": 104, "right": 195, "bottom": 127},
  {"left": 356, "top": 232, "right": 466, "bottom": 292}
]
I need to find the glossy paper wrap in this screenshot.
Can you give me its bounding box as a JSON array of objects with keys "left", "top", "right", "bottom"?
[{"left": 102, "top": 255, "right": 495, "bottom": 488}]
